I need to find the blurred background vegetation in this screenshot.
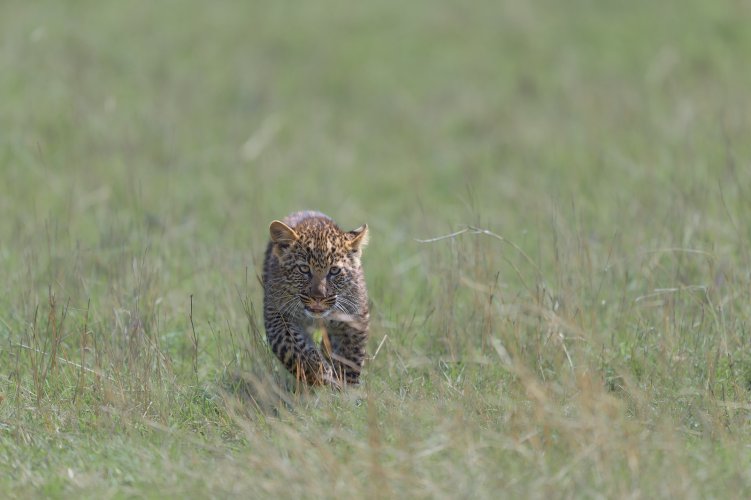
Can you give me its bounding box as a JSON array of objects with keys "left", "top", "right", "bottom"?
[{"left": 1, "top": 0, "right": 750, "bottom": 497}]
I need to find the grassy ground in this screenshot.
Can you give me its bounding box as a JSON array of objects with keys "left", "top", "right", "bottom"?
[{"left": 1, "top": 0, "right": 751, "bottom": 497}]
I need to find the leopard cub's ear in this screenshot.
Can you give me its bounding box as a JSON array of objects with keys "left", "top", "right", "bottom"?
[
  {"left": 269, "top": 221, "right": 298, "bottom": 255},
  {"left": 349, "top": 224, "right": 369, "bottom": 251}
]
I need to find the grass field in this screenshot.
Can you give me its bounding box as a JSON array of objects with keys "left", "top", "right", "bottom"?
[{"left": 2, "top": 0, "right": 751, "bottom": 497}]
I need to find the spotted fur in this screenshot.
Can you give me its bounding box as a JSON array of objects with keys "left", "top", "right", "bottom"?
[{"left": 262, "top": 211, "right": 370, "bottom": 387}]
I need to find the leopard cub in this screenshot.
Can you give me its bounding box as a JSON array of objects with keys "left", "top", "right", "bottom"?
[{"left": 262, "top": 211, "right": 370, "bottom": 387}]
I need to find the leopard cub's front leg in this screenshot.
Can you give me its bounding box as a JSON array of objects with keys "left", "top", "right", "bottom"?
[
  {"left": 265, "top": 311, "right": 338, "bottom": 387},
  {"left": 324, "top": 314, "right": 369, "bottom": 385}
]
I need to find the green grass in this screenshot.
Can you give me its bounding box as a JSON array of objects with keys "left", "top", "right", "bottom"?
[{"left": 2, "top": 0, "right": 751, "bottom": 497}]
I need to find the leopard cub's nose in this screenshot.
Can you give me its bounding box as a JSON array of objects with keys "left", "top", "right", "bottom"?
[{"left": 306, "top": 300, "right": 327, "bottom": 313}]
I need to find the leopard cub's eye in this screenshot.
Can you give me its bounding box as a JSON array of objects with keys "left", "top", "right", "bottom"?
[
  {"left": 328, "top": 266, "right": 341, "bottom": 276},
  {"left": 298, "top": 264, "right": 311, "bottom": 274}
]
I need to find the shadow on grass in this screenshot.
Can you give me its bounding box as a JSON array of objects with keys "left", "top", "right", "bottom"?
[{"left": 218, "top": 368, "right": 297, "bottom": 419}]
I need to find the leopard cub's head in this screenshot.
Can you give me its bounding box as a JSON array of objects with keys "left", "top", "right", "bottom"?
[{"left": 269, "top": 217, "right": 368, "bottom": 318}]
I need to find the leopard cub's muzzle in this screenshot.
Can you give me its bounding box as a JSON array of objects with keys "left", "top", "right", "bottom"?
[{"left": 299, "top": 294, "right": 338, "bottom": 317}]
